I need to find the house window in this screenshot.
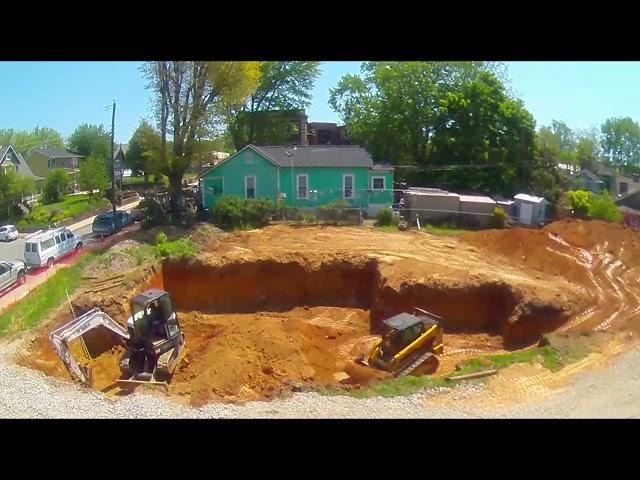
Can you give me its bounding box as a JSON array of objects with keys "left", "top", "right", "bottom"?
[
  {"left": 297, "top": 175, "right": 308, "bottom": 199},
  {"left": 245, "top": 176, "right": 256, "bottom": 199},
  {"left": 620, "top": 182, "right": 629, "bottom": 195},
  {"left": 372, "top": 176, "right": 385, "bottom": 190},
  {"left": 343, "top": 174, "right": 354, "bottom": 199}
]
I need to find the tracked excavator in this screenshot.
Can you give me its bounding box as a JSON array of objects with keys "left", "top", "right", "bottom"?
[
  {"left": 356, "top": 307, "right": 444, "bottom": 377},
  {"left": 50, "top": 288, "right": 185, "bottom": 389}
]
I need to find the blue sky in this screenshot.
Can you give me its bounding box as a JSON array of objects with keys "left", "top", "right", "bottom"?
[{"left": 2, "top": 61, "right": 640, "bottom": 144}]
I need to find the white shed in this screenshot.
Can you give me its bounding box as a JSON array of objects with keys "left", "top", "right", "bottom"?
[{"left": 514, "top": 193, "right": 549, "bottom": 225}]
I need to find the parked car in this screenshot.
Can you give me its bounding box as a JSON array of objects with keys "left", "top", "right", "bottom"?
[
  {"left": 92, "top": 210, "right": 135, "bottom": 237},
  {"left": 0, "top": 225, "right": 19, "bottom": 242},
  {"left": 24, "top": 227, "right": 84, "bottom": 269},
  {"left": 0, "top": 260, "right": 27, "bottom": 292}
]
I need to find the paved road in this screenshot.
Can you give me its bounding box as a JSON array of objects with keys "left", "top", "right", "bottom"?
[{"left": 0, "top": 224, "right": 94, "bottom": 263}]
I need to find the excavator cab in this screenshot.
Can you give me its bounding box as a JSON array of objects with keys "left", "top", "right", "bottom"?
[
  {"left": 357, "top": 307, "right": 444, "bottom": 377},
  {"left": 118, "top": 289, "right": 185, "bottom": 388}
]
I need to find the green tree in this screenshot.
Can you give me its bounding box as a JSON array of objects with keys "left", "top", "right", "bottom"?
[
  {"left": 67, "top": 123, "right": 111, "bottom": 160},
  {"left": 329, "top": 61, "right": 509, "bottom": 179},
  {"left": 600, "top": 117, "right": 640, "bottom": 170},
  {"left": 127, "top": 120, "right": 158, "bottom": 180},
  {"left": 43, "top": 169, "right": 70, "bottom": 204},
  {"left": 0, "top": 170, "right": 36, "bottom": 218},
  {"left": 228, "top": 61, "right": 322, "bottom": 149},
  {"left": 77, "top": 155, "right": 109, "bottom": 200},
  {"left": 0, "top": 127, "right": 64, "bottom": 154},
  {"left": 141, "top": 61, "right": 261, "bottom": 211},
  {"left": 429, "top": 72, "right": 536, "bottom": 194},
  {"left": 574, "top": 128, "right": 602, "bottom": 169}
]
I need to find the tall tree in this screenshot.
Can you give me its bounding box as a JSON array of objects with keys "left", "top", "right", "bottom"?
[
  {"left": 329, "top": 61, "right": 507, "bottom": 170},
  {"left": 127, "top": 120, "right": 158, "bottom": 180},
  {"left": 67, "top": 123, "right": 112, "bottom": 160},
  {"left": 429, "top": 72, "right": 536, "bottom": 194},
  {"left": 141, "top": 61, "right": 261, "bottom": 210},
  {"left": 0, "top": 127, "right": 64, "bottom": 154},
  {"left": 77, "top": 155, "right": 110, "bottom": 200},
  {"left": 600, "top": 117, "right": 640, "bottom": 170},
  {"left": 228, "top": 61, "right": 322, "bottom": 149}
]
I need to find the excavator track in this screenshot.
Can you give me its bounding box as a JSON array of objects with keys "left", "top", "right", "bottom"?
[{"left": 395, "top": 351, "right": 439, "bottom": 378}]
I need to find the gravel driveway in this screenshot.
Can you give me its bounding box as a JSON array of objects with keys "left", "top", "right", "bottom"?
[{"left": 2, "top": 337, "right": 639, "bottom": 419}]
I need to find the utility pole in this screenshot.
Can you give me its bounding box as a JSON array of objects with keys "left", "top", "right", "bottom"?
[{"left": 110, "top": 101, "right": 116, "bottom": 220}]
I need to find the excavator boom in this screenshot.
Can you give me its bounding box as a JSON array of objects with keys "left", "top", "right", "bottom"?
[{"left": 49, "top": 308, "right": 129, "bottom": 386}]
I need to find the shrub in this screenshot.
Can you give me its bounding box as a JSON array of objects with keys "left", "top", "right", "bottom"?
[
  {"left": 588, "top": 190, "right": 623, "bottom": 223},
  {"left": 212, "top": 196, "right": 277, "bottom": 230},
  {"left": 566, "top": 190, "right": 591, "bottom": 218},
  {"left": 154, "top": 231, "right": 197, "bottom": 259},
  {"left": 43, "top": 169, "right": 70, "bottom": 204},
  {"left": 376, "top": 207, "right": 398, "bottom": 226},
  {"left": 303, "top": 213, "right": 317, "bottom": 223},
  {"left": 317, "top": 199, "right": 350, "bottom": 222},
  {"left": 492, "top": 207, "right": 509, "bottom": 229},
  {"left": 139, "top": 198, "right": 167, "bottom": 228}
]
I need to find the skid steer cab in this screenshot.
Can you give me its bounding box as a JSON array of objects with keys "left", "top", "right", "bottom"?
[
  {"left": 356, "top": 307, "right": 444, "bottom": 377},
  {"left": 118, "top": 289, "right": 185, "bottom": 389}
]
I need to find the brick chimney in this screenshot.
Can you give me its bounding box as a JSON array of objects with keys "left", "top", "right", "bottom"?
[{"left": 299, "top": 111, "right": 308, "bottom": 146}]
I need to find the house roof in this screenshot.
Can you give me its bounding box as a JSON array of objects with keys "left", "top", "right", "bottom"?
[
  {"left": 514, "top": 193, "right": 547, "bottom": 204},
  {"left": 570, "top": 168, "right": 603, "bottom": 183},
  {"left": 32, "top": 148, "right": 83, "bottom": 159},
  {"left": 0, "top": 145, "right": 42, "bottom": 180},
  {"left": 459, "top": 195, "right": 496, "bottom": 204},
  {"left": 113, "top": 143, "right": 129, "bottom": 159},
  {"left": 371, "top": 164, "right": 394, "bottom": 172},
  {"left": 595, "top": 164, "right": 617, "bottom": 177},
  {"left": 252, "top": 145, "right": 374, "bottom": 168}
]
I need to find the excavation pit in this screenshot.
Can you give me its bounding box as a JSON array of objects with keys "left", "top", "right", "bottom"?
[{"left": 20, "top": 220, "right": 640, "bottom": 406}]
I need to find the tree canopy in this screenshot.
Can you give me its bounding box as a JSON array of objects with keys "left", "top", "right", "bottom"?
[
  {"left": 0, "top": 127, "right": 64, "bottom": 154},
  {"left": 67, "top": 123, "right": 111, "bottom": 160}
]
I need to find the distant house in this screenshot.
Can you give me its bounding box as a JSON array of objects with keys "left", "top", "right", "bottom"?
[
  {"left": 25, "top": 148, "right": 84, "bottom": 184},
  {"left": 514, "top": 193, "right": 549, "bottom": 225},
  {"left": 0, "top": 145, "right": 41, "bottom": 181},
  {"left": 572, "top": 164, "right": 640, "bottom": 198},
  {"left": 199, "top": 144, "right": 394, "bottom": 218},
  {"left": 569, "top": 168, "right": 604, "bottom": 194}
]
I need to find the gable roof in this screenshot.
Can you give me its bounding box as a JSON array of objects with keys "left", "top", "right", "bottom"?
[
  {"left": 113, "top": 143, "right": 129, "bottom": 159},
  {"left": 252, "top": 145, "right": 374, "bottom": 168},
  {"left": 514, "top": 193, "right": 547, "bottom": 204},
  {"left": 0, "top": 145, "right": 42, "bottom": 179},
  {"left": 570, "top": 168, "right": 603, "bottom": 183},
  {"left": 31, "top": 148, "right": 83, "bottom": 159}
]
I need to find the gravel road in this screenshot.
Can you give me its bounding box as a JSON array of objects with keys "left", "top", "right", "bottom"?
[{"left": 2, "top": 337, "right": 639, "bottom": 418}]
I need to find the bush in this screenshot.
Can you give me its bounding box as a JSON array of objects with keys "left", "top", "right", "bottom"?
[
  {"left": 212, "top": 196, "right": 277, "bottom": 230},
  {"left": 139, "top": 198, "right": 167, "bottom": 228},
  {"left": 376, "top": 207, "right": 398, "bottom": 226},
  {"left": 566, "top": 190, "right": 591, "bottom": 218},
  {"left": 317, "top": 199, "right": 350, "bottom": 222},
  {"left": 43, "top": 169, "right": 70, "bottom": 204},
  {"left": 491, "top": 207, "right": 509, "bottom": 229},
  {"left": 154, "top": 232, "right": 197, "bottom": 259},
  {"left": 303, "top": 213, "right": 317, "bottom": 223},
  {"left": 589, "top": 190, "right": 623, "bottom": 223}
]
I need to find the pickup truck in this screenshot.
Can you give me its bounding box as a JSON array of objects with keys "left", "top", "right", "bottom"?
[{"left": 0, "top": 260, "right": 27, "bottom": 292}]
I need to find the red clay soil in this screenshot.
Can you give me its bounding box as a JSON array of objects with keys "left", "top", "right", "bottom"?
[{"left": 18, "top": 219, "right": 640, "bottom": 405}]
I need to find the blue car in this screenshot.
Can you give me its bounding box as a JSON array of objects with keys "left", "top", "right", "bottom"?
[{"left": 92, "top": 211, "right": 134, "bottom": 237}]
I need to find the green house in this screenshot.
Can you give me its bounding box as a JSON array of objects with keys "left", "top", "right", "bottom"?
[{"left": 199, "top": 145, "right": 394, "bottom": 217}]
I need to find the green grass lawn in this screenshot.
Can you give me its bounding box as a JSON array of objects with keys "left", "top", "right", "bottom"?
[
  {"left": 320, "top": 341, "right": 591, "bottom": 399},
  {"left": 123, "top": 174, "right": 170, "bottom": 187},
  {"left": 0, "top": 253, "right": 99, "bottom": 334},
  {"left": 18, "top": 195, "right": 110, "bottom": 229},
  {"left": 374, "top": 224, "right": 466, "bottom": 235}
]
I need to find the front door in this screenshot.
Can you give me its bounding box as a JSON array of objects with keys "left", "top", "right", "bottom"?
[
  {"left": 520, "top": 202, "right": 533, "bottom": 225},
  {"left": 204, "top": 177, "right": 224, "bottom": 207}
]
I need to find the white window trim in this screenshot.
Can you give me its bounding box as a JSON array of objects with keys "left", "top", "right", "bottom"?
[
  {"left": 296, "top": 174, "right": 309, "bottom": 200},
  {"left": 245, "top": 175, "right": 256, "bottom": 199},
  {"left": 371, "top": 176, "right": 386, "bottom": 191},
  {"left": 343, "top": 174, "right": 355, "bottom": 199}
]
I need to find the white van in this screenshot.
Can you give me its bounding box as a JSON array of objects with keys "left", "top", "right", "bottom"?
[{"left": 24, "top": 227, "right": 84, "bottom": 269}]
